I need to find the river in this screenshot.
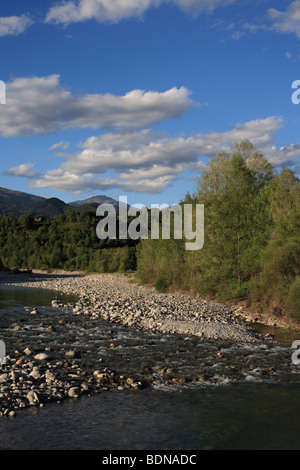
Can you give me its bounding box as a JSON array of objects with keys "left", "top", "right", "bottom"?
[{"left": 0, "top": 285, "right": 299, "bottom": 450}]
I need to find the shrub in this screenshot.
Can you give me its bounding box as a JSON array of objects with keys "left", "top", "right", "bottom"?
[
  {"left": 154, "top": 278, "right": 167, "bottom": 293},
  {"left": 287, "top": 277, "right": 300, "bottom": 319}
]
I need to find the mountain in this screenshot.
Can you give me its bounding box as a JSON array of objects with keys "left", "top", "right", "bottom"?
[
  {"left": 0, "top": 187, "right": 94, "bottom": 218},
  {"left": 0, "top": 187, "right": 129, "bottom": 218},
  {"left": 28, "top": 197, "right": 73, "bottom": 218},
  {"left": 70, "top": 195, "right": 119, "bottom": 207},
  {"left": 70, "top": 195, "right": 130, "bottom": 213},
  {"left": 0, "top": 187, "right": 48, "bottom": 217},
  {"left": 0, "top": 187, "right": 45, "bottom": 208}
]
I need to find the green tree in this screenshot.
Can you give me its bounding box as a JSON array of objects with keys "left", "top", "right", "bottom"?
[{"left": 252, "top": 169, "right": 300, "bottom": 314}]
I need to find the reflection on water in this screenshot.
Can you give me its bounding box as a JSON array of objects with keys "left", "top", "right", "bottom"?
[
  {"left": 251, "top": 322, "right": 300, "bottom": 345},
  {"left": 0, "top": 285, "right": 78, "bottom": 309}
]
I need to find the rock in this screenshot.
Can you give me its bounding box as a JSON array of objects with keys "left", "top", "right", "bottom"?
[
  {"left": 29, "top": 367, "right": 42, "bottom": 379},
  {"left": 23, "top": 348, "right": 32, "bottom": 356},
  {"left": 10, "top": 371, "right": 17, "bottom": 382},
  {"left": 196, "top": 375, "right": 206, "bottom": 383},
  {"left": 80, "top": 383, "right": 89, "bottom": 392},
  {"left": 96, "top": 373, "right": 108, "bottom": 380},
  {"left": 34, "top": 353, "right": 51, "bottom": 361},
  {"left": 68, "top": 387, "right": 81, "bottom": 398},
  {"left": 65, "top": 350, "right": 81, "bottom": 359},
  {"left": 45, "top": 370, "right": 55, "bottom": 383},
  {"left": 27, "top": 390, "right": 39, "bottom": 405},
  {"left": 16, "top": 358, "right": 25, "bottom": 366}
]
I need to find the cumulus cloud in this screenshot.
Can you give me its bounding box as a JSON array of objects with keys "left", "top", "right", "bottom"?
[
  {"left": 45, "top": 0, "right": 237, "bottom": 25},
  {"left": 267, "top": 1, "right": 300, "bottom": 37},
  {"left": 0, "top": 15, "right": 33, "bottom": 37},
  {"left": 28, "top": 116, "right": 300, "bottom": 195},
  {"left": 2, "top": 162, "right": 40, "bottom": 179},
  {"left": 265, "top": 143, "right": 300, "bottom": 167},
  {"left": 0, "top": 75, "right": 195, "bottom": 137}
]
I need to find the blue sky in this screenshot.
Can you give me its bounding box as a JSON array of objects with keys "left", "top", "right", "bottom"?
[{"left": 0, "top": 0, "right": 300, "bottom": 207}]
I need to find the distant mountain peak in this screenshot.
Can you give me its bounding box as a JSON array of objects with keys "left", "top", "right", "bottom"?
[
  {"left": 69, "top": 195, "right": 119, "bottom": 207},
  {"left": 0, "top": 187, "right": 124, "bottom": 218}
]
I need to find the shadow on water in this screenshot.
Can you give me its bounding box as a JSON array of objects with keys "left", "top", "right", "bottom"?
[
  {"left": 0, "top": 271, "right": 82, "bottom": 285},
  {"left": 0, "top": 384, "right": 300, "bottom": 450},
  {"left": 0, "top": 280, "right": 300, "bottom": 450}
]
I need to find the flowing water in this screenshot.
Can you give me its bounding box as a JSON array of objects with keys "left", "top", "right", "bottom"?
[{"left": 0, "top": 285, "right": 300, "bottom": 450}]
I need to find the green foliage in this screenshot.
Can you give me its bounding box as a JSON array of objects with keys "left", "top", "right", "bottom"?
[
  {"left": 0, "top": 210, "right": 138, "bottom": 274},
  {"left": 154, "top": 278, "right": 167, "bottom": 293},
  {"left": 136, "top": 140, "right": 300, "bottom": 317},
  {"left": 250, "top": 169, "right": 300, "bottom": 314},
  {"left": 288, "top": 277, "right": 300, "bottom": 319},
  {"left": 1, "top": 140, "right": 299, "bottom": 320}
]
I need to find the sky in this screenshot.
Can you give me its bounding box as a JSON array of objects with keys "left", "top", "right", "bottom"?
[{"left": 0, "top": 0, "right": 300, "bottom": 207}]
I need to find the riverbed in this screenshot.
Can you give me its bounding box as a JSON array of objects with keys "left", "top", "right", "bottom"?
[{"left": 0, "top": 273, "right": 300, "bottom": 450}]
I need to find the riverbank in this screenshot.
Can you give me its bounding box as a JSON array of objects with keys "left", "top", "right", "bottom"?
[
  {"left": 0, "top": 270, "right": 277, "bottom": 344},
  {"left": 0, "top": 270, "right": 299, "bottom": 418}
]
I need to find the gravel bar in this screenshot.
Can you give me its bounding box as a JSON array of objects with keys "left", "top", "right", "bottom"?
[
  {"left": 2, "top": 271, "right": 268, "bottom": 344},
  {"left": 0, "top": 271, "right": 276, "bottom": 418}
]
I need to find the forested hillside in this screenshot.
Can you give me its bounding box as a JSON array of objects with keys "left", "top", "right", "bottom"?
[{"left": 0, "top": 211, "right": 137, "bottom": 273}]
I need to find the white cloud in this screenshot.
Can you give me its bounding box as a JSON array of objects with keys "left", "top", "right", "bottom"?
[
  {"left": 210, "top": 1, "right": 300, "bottom": 41},
  {"left": 264, "top": 143, "right": 300, "bottom": 167},
  {"left": 29, "top": 116, "right": 299, "bottom": 195},
  {"left": 0, "top": 75, "right": 195, "bottom": 137},
  {"left": 45, "top": 0, "right": 237, "bottom": 25},
  {"left": 267, "top": 1, "right": 300, "bottom": 37},
  {"left": 3, "top": 162, "right": 40, "bottom": 179},
  {"left": 48, "top": 141, "right": 70, "bottom": 151},
  {"left": 0, "top": 15, "right": 33, "bottom": 37}
]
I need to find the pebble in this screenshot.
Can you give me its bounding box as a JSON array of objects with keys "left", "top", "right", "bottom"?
[
  {"left": 0, "top": 271, "right": 275, "bottom": 419},
  {"left": 34, "top": 353, "right": 51, "bottom": 361},
  {"left": 68, "top": 387, "right": 81, "bottom": 398},
  {"left": 20, "top": 273, "right": 267, "bottom": 343}
]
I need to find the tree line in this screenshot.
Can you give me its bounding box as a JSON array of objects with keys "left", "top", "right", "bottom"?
[
  {"left": 136, "top": 141, "right": 300, "bottom": 319},
  {"left": 0, "top": 210, "right": 137, "bottom": 274},
  {"left": 0, "top": 140, "right": 299, "bottom": 319}
]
